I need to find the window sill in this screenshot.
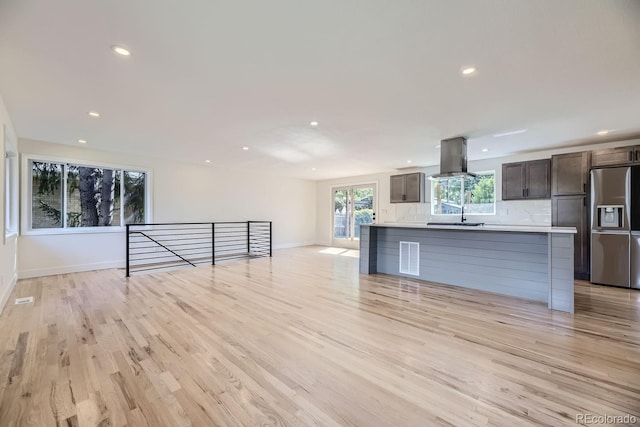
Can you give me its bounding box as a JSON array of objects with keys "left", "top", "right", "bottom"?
[{"left": 21, "top": 227, "right": 127, "bottom": 237}]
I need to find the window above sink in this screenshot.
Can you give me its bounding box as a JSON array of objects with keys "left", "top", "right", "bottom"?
[{"left": 430, "top": 171, "right": 496, "bottom": 215}]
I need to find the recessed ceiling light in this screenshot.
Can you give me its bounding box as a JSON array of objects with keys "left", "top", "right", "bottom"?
[
  {"left": 88, "top": 111, "right": 100, "bottom": 117},
  {"left": 310, "top": 121, "right": 319, "bottom": 126},
  {"left": 597, "top": 130, "right": 609, "bottom": 136},
  {"left": 78, "top": 139, "right": 87, "bottom": 144},
  {"left": 311, "top": 167, "right": 317, "bottom": 171},
  {"left": 112, "top": 46, "right": 131, "bottom": 56},
  {"left": 407, "top": 160, "right": 412, "bottom": 164},
  {"left": 493, "top": 129, "right": 527, "bottom": 138},
  {"left": 205, "top": 160, "right": 211, "bottom": 163},
  {"left": 461, "top": 67, "right": 476, "bottom": 75},
  {"left": 242, "top": 146, "right": 249, "bottom": 151},
  {"left": 482, "top": 148, "right": 489, "bottom": 152},
  {"left": 435, "top": 145, "right": 441, "bottom": 148}
]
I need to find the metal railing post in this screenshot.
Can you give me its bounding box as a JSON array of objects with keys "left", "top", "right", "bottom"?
[
  {"left": 247, "top": 221, "right": 251, "bottom": 255},
  {"left": 211, "top": 222, "right": 216, "bottom": 265},
  {"left": 126, "top": 224, "right": 130, "bottom": 277},
  {"left": 269, "top": 221, "right": 272, "bottom": 257}
]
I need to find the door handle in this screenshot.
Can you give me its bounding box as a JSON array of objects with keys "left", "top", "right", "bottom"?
[{"left": 522, "top": 189, "right": 525, "bottom": 198}]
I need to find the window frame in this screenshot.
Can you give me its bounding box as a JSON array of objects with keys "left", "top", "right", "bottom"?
[
  {"left": 21, "top": 154, "right": 153, "bottom": 235},
  {"left": 3, "top": 125, "right": 18, "bottom": 242},
  {"left": 430, "top": 170, "right": 496, "bottom": 216}
]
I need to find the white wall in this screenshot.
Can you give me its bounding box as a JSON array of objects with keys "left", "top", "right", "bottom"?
[
  {"left": 0, "top": 95, "right": 18, "bottom": 312},
  {"left": 18, "top": 138, "right": 317, "bottom": 278},
  {"left": 315, "top": 138, "right": 640, "bottom": 245}
]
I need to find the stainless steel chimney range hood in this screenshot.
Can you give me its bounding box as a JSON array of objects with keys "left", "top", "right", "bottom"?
[{"left": 431, "top": 136, "right": 476, "bottom": 178}]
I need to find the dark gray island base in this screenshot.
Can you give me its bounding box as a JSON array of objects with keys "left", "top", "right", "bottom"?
[{"left": 360, "top": 224, "right": 577, "bottom": 313}]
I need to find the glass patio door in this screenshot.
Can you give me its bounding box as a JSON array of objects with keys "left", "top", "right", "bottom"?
[{"left": 332, "top": 184, "right": 376, "bottom": 248}]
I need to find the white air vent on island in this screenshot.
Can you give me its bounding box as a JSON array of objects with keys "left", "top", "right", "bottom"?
[{"left": 399, "top": 241, "right": 420, "bottom": 276}]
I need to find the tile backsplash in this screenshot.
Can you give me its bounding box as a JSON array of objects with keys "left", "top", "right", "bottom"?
[{"left": 388, "top": 200, "right": 552, "bottom": 226}]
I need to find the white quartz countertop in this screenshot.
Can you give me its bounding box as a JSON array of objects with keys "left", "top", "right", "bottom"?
[{"left": 369, "top": 223, "right": 577, "bottom": 234}]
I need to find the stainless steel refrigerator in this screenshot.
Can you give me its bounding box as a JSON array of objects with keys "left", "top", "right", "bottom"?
[{"left": 590, "top": 167, "right": 632, "bottom": 287}]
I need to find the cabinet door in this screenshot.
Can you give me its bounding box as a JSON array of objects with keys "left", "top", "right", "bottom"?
[
  {"left": 404, "top": 173, "right": 423, "bottom": 202},
  {"left": 390, "top": 175, "right": 406, "bottom": 203},
  {"left": 552, "top": 195, "right": 589, "bottom": 279},
  {"left": 591, "top": 147, "right": 633, "bottom": 167},
  {"left": 502, "top": 162, "right": 526, "bottom": 200},
  {"left": 552, "top": 152, "right": 590, "bottom": 195},
  {"left": 526, "top": 159, "right": 551, "bottom": 199}
]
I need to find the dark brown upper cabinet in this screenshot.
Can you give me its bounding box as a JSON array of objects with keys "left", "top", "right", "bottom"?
[
  {"left": 502, "top": 159, "right": 551, "bottom": 200},
  {"left": 390, "top": 172, "right": 425, "bottom": 203},
  {"left": 591, "top": 146, "right": 640, "bottom": 167},
  {"left": 551, "top": 151, "right": 590, "bottom": 196}
]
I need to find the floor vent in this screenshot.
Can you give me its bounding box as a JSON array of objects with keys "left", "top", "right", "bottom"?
[
  {"left": 399, "top": 241, "right": 420, "bottom": 276},
  {"left": 15, "top": 297, "right": 34, "bottom": 305}
]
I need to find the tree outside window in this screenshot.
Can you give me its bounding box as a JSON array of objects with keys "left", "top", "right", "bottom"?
[{"left": 31, "top": 160, "right": 146, "bottom": 229}]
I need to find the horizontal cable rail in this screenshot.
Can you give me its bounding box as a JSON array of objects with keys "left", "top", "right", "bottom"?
[{"left": 126, "top": 221, "right": 272, "bottom": 276}]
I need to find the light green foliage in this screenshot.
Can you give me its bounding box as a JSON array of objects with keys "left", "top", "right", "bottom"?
[{"left": 471, "top": 175, "right": 495, "bottom": 204}]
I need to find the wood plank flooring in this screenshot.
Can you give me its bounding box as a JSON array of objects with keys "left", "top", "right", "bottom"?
[{"left": 0, "top": 245, "right": 639, "bottom": 426}]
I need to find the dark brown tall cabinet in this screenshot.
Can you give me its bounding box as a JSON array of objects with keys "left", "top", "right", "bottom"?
[{"left": 551, "top": 151, "right": 591, "bottom": 279}]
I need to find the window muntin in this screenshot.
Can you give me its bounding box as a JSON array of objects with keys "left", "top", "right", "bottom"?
[
  {"left": 431, "top": 172, "right": 495, "bottom": 215},
  {"left": 30, "top": 160, "right": 147, "bottom": 230}
]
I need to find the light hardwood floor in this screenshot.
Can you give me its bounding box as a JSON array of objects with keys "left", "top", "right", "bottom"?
[{"left": 1, "top": 246, "right": 639, "bottom": 426}]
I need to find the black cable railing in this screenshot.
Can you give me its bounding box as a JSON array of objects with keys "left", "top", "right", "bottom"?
[{"left": 126, "top": 221, "right": 272, "bottom": 276}]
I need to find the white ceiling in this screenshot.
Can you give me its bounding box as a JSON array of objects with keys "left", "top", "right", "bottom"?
[{"left": 1, "top": 0, "right": 639, "bottom": 180}]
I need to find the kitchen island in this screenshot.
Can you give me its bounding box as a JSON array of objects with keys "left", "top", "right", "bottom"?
[{"left": 360, "top": 223, "right": 577, "bottom": 313}]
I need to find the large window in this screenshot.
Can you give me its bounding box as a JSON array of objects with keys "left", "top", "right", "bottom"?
[
  {"left": 431, "top": 172, "right": 495, "bottom": 215},
  {"left": 30, "top": 160, "right": 147, "bottom": 230}
]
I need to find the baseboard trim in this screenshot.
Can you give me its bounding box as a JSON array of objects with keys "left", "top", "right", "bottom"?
[
  {"left": 0, "top": 273, "right": 18, "bottom": 315},
  {"left": 272, "top": 241, "right": 315, "bottom": 250},
  {"left": 18, "top": 260, "right": 125, "bottom": 279}
]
